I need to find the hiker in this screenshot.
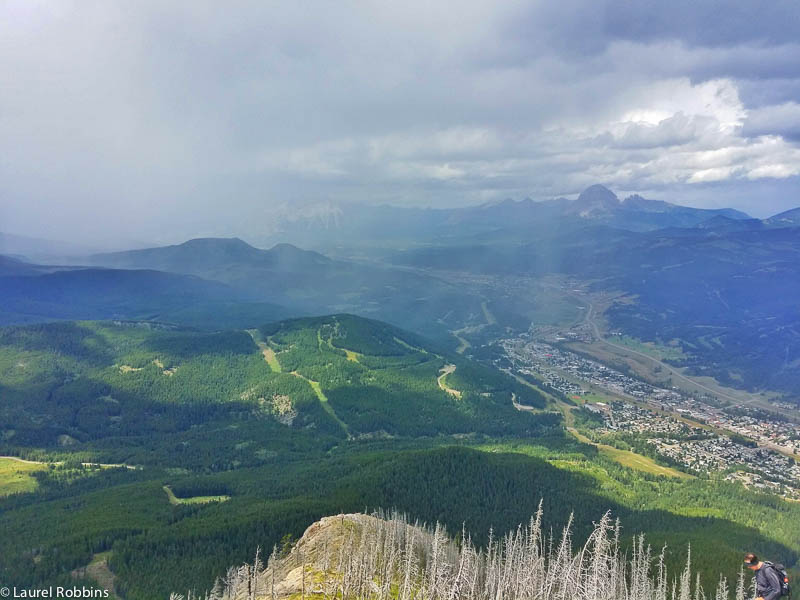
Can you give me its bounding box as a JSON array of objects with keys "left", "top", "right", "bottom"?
[{"left": 744, "top": 553, "right": 786, "bottom": 600}]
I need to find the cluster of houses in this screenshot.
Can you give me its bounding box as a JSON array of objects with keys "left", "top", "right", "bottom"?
[
  {"left": 500, "top": 335, "right": 681, "bottom": 402},
  {"left": 498, "top": 332, "right": 800, "bottom": 500}
]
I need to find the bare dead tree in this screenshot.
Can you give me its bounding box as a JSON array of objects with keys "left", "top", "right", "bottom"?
[{"left": 175, "top": 509, "right": 738, "bottom": 600}]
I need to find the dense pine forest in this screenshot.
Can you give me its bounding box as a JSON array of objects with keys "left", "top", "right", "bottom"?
[{"left": 0, "top": 316, "right": 798, "bottom": 598}]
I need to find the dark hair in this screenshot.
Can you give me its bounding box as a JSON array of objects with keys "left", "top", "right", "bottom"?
[{"left": 744, "top": 553, "right": 759, "bottom": 565}]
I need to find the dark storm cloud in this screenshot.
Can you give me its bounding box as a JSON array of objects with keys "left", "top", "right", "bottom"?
[
  {"left": 742, "top": 103, "right": 800, "bottom": 142},
  {"left": 508, "top": 0, "right": 800, "bottom": 56},
  {"left": 1, "top": 0, "right": 799, "bottom": 244}
]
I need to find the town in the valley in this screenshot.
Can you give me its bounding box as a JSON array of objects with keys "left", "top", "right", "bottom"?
[{"left": 498, "top": 330, "right": 800, "bottom": 500}]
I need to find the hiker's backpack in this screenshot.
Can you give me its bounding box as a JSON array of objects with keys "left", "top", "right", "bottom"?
[{"left": 765, "top": 561, "right": 791, "bottom": 597}]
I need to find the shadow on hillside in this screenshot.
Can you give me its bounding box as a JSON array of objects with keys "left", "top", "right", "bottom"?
[{"left": 0, "top": 321, "right": 115, "bottom": 364}]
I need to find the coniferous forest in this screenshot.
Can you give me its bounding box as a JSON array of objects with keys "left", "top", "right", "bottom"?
[{"left": 0, "top": 315, "right": 798, "bottom": 598}]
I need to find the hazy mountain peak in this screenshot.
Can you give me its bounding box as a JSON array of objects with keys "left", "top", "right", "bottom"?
[
  {"left": 180, "top": 236, "right": 253, "bottom": 248},
  {"left": 567, "top": 184, "right": 620, "bottom": 217},
  {"left": 140, "top": 237, "right": 266, "bottom": 263},
  {"left": 268, "top": 242, "right": 331, "bottom": 264},
  {"left": 578, "top": 184, "right": 619, "bottom": 203},
  {"left": 270, "top": 241, "right": 311, "bottom": 252}
]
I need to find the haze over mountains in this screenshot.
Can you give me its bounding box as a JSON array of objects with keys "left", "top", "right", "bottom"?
[
  {"left": 3, "top": 185, "right": 800, "bottom": 598},
  {"left": 6, "top": 4, "right": 800, "bottom": 598},
  {"left": 3, "top": 185, "right": 800, "bottom": 393},
  {"left": 257, "top": 185, "right": 758, "bottom": 250}
]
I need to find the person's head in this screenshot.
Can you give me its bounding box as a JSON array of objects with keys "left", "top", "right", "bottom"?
[{"left": 744, "top": 553, "right": 762, "bottom": 570}]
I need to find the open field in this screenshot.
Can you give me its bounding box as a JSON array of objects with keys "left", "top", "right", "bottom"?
[
  {"left": 547, "top": 392, "right": 692, "bottom": 480},
  {"left": 0, "top": 456, "right": 47, "bottom": 496},
  {"left": 342, "top": 348, "right": 361, "bottom": 362},
  {"left": 609, "top": 335, "right": 686, "bottom": 361},
  {"left": 292, "top": 372, "right": 351, "bottom": 437},
  {"left": 567, "top": 428, "right": 693, "bottom": 479},
  {"left": 580, "top": 392, "right": 615, "bottom": 404},
  {"left": 246, "top": 329, "right": 282, "bottom": 372},
  {"left": 163, "top": 485, "right": 230, "bottom": 505}
]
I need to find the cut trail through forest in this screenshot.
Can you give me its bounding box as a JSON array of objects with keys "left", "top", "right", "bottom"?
[
  {"left": 248, "top": 328, "right": 351, "bottom": 437},
  {"left": 246, "top": 329, "right": 282, "bottom": 372},
  {"left": 437, "top": 364, "right": 462, "bottom": 398},
  {"left": 291, "top": 370, "right": 351, "bottom": 438}
]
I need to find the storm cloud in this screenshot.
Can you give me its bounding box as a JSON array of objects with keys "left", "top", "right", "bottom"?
[{"left": 2, "top": 0, "right": 800, "bottom": 244}]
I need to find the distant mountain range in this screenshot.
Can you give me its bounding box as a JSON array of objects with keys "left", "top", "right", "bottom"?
[
  {"left": 89, "top": 237, "right": 331, "bottom": 277},
  {"left": 87, "top": 238, "right": 489, "bottom": 338},
  {"left": 1, "top": 238, "right": 486, "bottom": 338},
  {"left": 560, "top": 185, "right": 751, "bottom": 230},
  {"left": 258, "top": 185, "right": 767, "bottom": 250},
  {"left": 4, "top": 185, "right": 800, "bottom": 393}
]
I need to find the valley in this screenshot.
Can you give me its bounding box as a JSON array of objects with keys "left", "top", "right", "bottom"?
[
  {"left": 7, "top": 5, "right": 800, "bottom": 597},
  {"left": 0, "top": 313, "right": 799, "bottom": 599},
  {"left": 2, "top": 186, "right": 800, "bottom": 598},
  {"left": 497, "top": 323, "right": 800, "bottom": 499}
]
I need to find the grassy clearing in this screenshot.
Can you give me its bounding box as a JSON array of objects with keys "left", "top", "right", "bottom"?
[
  {"left": 291, "top": 372, "right": 351, "bottom": 437},
  {"left": 247, "top": 329, "right": 282, "bottom": 372},
  {"left": 608, "top": 335, "right": 686, "bottom": 361},
  {"left": 393, "top": 336, "right": 428, "bottom": 354},
  {"left": 552, "top": 394, "right": 690, "bottom": 480},
  {"left": 0, "top": 457, "right": 47, "bottom": 496},
  {"left": 598, "top": 444, "right": 693, "bottom": 479},
  {"left": 568, "top": 429, "right": 692, "bottom": 479},
  {"left": 262, "top": 346, "right": 282, "bottom": 372},
  {"left": 162, "top": 485, "right": 230, "bottom": 505},
  {"left": 342, "top": 349, "right": 361, "bottom": 363}
]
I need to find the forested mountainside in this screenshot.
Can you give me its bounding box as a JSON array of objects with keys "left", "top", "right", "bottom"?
[
  {"left": 1, "top": 315, "right": 798, "bottom": 598},
  {"left": 0, "top": 315, "right": 548, "bottom": 463}
]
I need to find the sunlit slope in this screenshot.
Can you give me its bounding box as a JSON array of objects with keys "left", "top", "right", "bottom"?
[
  {"left": 3, "top": 316, "right": 798, "bottom": 600},
  {"left": 258, "top": 315, "right": 550, "bottom": 437},
  {"left": 0, "top": 315, "right": 552, "bottom": 466}
]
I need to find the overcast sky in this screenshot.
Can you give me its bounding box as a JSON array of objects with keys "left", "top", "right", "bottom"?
[{"left": 2, "top": 0, "right": 800, "bottom": 245}]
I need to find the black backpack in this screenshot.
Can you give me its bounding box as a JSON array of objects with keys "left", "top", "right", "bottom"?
[{"left": 764, "top": 561, "right": 791, "bottom": 597}]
